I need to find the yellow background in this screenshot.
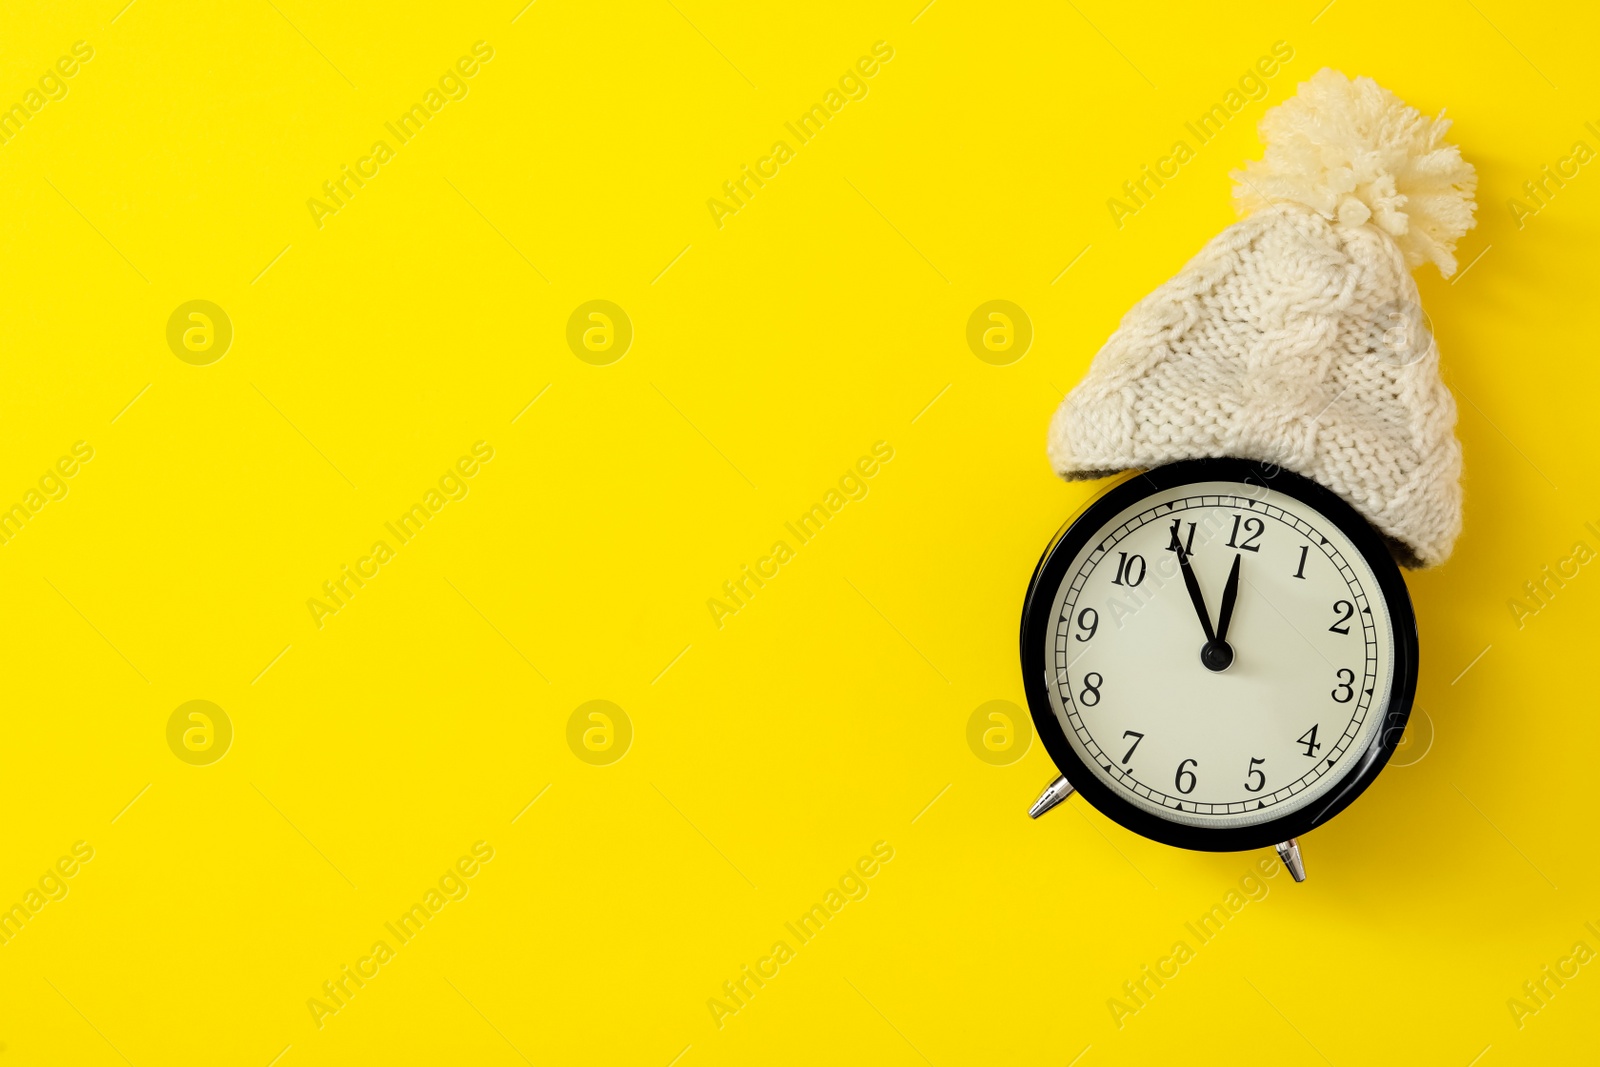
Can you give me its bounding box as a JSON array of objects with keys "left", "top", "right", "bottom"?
[{"left": 1, "top": 0, "right": 1596, "bottom": 1063}]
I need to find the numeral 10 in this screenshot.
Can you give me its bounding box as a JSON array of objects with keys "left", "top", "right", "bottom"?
[{"left": 1111, "top": 552, "right": 1145, "bottom": 587}]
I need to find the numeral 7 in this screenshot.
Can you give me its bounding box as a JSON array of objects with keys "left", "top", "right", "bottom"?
[{"left": 1121, "top": 730, "right": 1144, "bottom": 764}]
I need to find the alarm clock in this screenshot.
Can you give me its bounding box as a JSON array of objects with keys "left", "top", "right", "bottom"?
[{"left": 1019, "top": 457, "right": 1419, "bottom": 881}]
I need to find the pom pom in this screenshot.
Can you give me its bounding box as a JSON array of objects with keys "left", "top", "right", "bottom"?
[{"left": 1231, "top": 68, "right": 1477, "bottom": 275}]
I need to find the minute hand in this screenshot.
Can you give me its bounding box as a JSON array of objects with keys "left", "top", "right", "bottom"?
[
  {"left": 1168, "top": 520, "right": 1216, "bottom": 643},
  {"left": 1215, "top": 554, "right": 1243, "bottom": 645}
]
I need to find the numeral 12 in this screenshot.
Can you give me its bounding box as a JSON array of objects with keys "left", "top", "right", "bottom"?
[{"left": 1226, "top": 515, "right": 1264, "bottom": 552}]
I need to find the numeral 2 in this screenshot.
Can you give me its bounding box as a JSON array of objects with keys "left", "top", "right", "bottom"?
[{"left": 1329, "top": 600, "right": 1354, "bottom": 634}]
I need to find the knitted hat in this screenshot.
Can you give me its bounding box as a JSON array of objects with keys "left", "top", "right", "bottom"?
[{"left": 1049, "top": 69, "right": 1476, "bottom": 567}]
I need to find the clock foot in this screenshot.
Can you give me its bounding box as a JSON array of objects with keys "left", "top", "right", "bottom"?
[
  {"left": 1028, "top": 775, "right": 1076, "bottom": 819},
  {"left": 1275, "top": 838, "right": 1306, "bottom": 882}
]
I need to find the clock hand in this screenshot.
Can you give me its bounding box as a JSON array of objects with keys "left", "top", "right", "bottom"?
[
  {"left": 1214, "top": 553, "right": 1242, "bottom": 645},
  {"left": 1198, "top": 553, "right": 1242, "bottom": 672},
  {"left": 1168, "top": 519, "right": 1216, "bottom": 644}
]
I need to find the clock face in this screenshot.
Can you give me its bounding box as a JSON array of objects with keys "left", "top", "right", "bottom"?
[{"left": 1022, "top": 459, "right": 1418, "bottom": 850}]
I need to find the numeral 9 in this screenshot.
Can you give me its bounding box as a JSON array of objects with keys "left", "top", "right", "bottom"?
[{"left": 1076, "top": 607, "right": 1098, "bottom": 642}]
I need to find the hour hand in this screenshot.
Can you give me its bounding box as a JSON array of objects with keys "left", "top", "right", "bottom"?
[{"left": 1168, "top": 520, "right": 1216, "bottom": 643}]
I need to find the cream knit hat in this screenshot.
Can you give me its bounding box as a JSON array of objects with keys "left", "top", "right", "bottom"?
[{"left": 1049, "top": 69, "right": 1477, "bottom": 567}]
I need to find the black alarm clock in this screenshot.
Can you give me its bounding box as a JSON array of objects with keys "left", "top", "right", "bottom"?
[{"left": 1019, "top": 457, "right": 1418, "bottom": 880}]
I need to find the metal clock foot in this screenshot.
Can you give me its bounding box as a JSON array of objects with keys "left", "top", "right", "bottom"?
[
  {"left": 1275, "top": 838, "right": 1306, "bottom": 882},
  {"left": 1028, "top": 775, "right": 1076, "bottom": 819}
]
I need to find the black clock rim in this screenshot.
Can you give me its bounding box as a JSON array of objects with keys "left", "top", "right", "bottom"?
[{"left": 1019, "top": 457, "right": 1419, "bottom": 853}]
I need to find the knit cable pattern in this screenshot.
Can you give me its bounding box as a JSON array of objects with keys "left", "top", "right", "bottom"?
[{"left": 1049, "top": 70, "right": 1476, "bottom": 567}]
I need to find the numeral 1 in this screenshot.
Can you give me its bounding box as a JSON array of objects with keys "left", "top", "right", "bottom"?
[{"left": 1293, "top": 545, "right": 1309, "bottom": 579}]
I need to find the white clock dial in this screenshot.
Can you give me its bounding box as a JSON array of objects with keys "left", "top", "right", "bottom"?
[{"left": 1043, "top": 480, "right": 1396, "bottom": 829}]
